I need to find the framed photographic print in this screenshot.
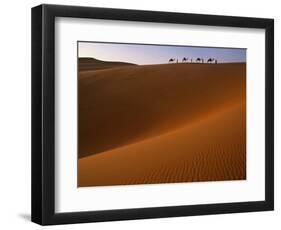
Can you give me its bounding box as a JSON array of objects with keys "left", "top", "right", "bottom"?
[{"left": 31, "top": 4, "right": 274, "bottom": 225}]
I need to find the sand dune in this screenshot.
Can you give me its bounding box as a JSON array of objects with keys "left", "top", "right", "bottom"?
[
  {"left": 79, "top": 57, "right": 136, "bottom": 71},
  {"left": 78, "top": 101, "right": 246, "bottom": 186},
  {"left": 79, "top": 63, "right": 246, "bottom": 158},
  {"left": 78, "top": 62, "right": 246, "bottom": 186}
]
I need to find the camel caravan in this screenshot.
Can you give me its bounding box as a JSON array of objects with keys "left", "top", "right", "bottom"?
[{"left": 168, "top": 57, "right": 217, "bottom": 64}]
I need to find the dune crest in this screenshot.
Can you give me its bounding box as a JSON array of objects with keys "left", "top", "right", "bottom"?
[{"left": 79, "top": 57, "right": 136, "bottom": 71}]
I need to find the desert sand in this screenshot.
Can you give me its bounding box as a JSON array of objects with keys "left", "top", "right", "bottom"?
[
  {"left": 78, "top": 60, "right": 246, "bottom": 186},
  {"left": 79, "top": 57, "right": 136, "bottom": 71}
]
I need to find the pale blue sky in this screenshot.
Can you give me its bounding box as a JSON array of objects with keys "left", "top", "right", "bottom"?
[{"left": 78, "top": 41, "right": 246, "bottom": 65}]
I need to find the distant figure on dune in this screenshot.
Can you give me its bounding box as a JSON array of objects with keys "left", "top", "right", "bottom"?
[
  {"left": 207, "top": 58, "right": 215, "bottom": 63},
  {"left": 168, "top": 58, "right": 175, "bottom": 63},
  {"left": 169, "top": 57, "right": 216, "bottom": 64}
]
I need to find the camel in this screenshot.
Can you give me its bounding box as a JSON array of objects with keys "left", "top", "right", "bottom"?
[
  {"left": 182, "top": 57, "right": 188, "bottom": 62},
  {"left": 207, "top": 58, "right": 215, "bottom": 63},
  {"left": 168, "top": 58, "right": 175, "bottom": 63},
  {"left": 196, "top": 58, "right": 204, "bottom": 63}
]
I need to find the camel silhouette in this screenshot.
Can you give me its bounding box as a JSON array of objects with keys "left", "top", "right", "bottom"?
[
  {"left": 207, "top": 58, "right": 215, "bottom": 63},
  {"left": 196, "top": 58, "right": 204, "bottom": 63},
  {"left": 168, "top": 58, "right": 175, "bottom": 63},
  {"left": 182, "top": 57, "right": 188, "bottom": 62}
]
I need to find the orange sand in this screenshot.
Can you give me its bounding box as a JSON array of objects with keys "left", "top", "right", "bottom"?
[{"left": 78, "top": 62, "right": 246, "bottom": 186}]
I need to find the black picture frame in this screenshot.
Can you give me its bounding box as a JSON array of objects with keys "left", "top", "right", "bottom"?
[{"left": 31, "top": 4, "right": 274, "bottom": 225}]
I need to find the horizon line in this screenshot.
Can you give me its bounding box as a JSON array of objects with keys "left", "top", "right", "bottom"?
[{"left": 78, "top": 56, "right": 246, "bottom": 65}]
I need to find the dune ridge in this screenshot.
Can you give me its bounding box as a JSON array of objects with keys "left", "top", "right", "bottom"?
[{"left": 79, "top": 57, "right": 136, "bottom": 71}]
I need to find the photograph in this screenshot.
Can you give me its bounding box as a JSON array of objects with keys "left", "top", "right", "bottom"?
[
  {"left": 31, "top": 4, "right": 274, "bottom": 225},
  {"left": 77, "top": 42, "right": 247, "bottom": 187}
]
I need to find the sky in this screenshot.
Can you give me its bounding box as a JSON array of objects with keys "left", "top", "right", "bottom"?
[{"left": 78, "top": 41, "right": 246, "bottom": 65}]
